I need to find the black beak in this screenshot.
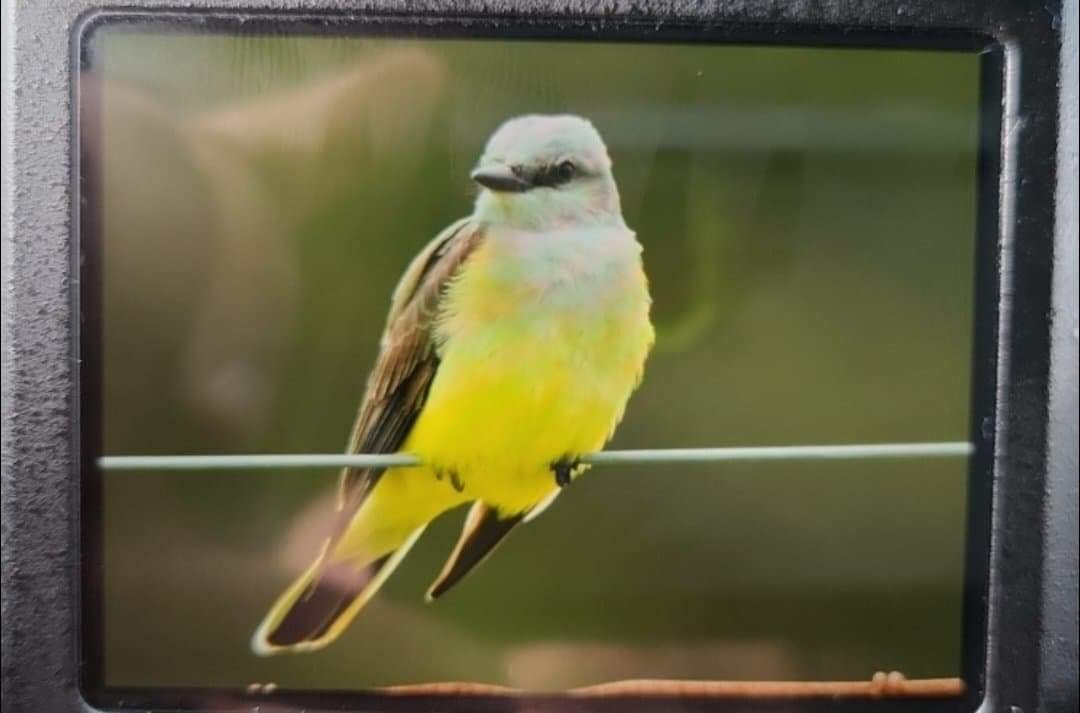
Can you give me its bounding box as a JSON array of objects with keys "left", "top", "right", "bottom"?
[{"left": 471, "top": 165, "right": 531, "bottom": 193}]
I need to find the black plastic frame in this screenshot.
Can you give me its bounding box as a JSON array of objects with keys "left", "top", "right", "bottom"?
[{"left": 2, "top": 2, "right": 1075, "bottom": 713}]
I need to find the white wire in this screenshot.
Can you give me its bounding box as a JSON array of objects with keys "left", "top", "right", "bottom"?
[{"left": 98, "top": 442, "right": 973, "bottom": 471}]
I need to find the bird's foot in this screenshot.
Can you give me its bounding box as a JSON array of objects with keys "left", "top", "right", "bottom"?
[{"left": 551, "top": 457, "right": 582, "bottom": 488}]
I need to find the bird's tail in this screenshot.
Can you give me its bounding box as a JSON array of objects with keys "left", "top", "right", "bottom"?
[{"left": 251, "top": 524, "right": 425, "bottom": 656}]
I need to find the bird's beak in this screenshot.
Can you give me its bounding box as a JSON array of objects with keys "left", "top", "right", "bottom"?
[{"left": 471, "top": 165, "right": 531, "bottom": 193}]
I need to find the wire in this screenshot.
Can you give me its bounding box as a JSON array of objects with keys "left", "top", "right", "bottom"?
[{"left": 98, "top": 442, "right": 972, "bottom": 471}]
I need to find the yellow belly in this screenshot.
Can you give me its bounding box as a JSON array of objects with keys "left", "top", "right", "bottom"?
[
  {"left": 400, "top": 346, "right": 628, "bottom": 511},
  {"left": 401, "top": 269, "right": 652, "bottom": 513}
]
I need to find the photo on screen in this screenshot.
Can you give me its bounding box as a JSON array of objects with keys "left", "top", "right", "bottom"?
[{"left": 77, "top": 17, "right": 998, "bottom": 710}]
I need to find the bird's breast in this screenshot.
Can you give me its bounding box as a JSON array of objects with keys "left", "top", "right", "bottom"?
[
  {"left": 438, "top": 226, "right": 652, "bottom": 382},
  {"left": 404, "top": 225, "right": 654, "bottom": 511}
]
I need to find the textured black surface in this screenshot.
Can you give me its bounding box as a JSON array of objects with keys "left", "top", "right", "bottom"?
[
  {"left": 1, "top": 1, "right": 1075, "bottom": 713},
  {"left": 1040, "top": 0, "right": 1079, "bottom": 711}
]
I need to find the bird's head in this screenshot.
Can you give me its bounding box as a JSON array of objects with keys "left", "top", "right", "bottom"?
[{"left": 471, "top": 115, "right": 623, "bottom": 231}]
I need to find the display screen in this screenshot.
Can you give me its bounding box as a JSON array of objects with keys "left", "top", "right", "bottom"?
[{"left": 78, "top": 16, "right": 998, "bottom": 711}]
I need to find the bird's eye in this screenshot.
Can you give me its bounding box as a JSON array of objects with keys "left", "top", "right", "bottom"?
[{"left": 555, "top": 160, "right": 576, "bottom": 182}]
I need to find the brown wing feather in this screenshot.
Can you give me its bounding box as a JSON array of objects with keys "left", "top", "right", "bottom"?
[{"left": 336, "top": 219, "right": 483, "bottom": 513}]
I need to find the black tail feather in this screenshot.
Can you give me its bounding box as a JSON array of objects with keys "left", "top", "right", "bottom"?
[
  {"left": 427, "top": 502, "right": 523, "bottom": 600},
  {"left": 266, "top": 554, "right": 390, "bottom": 648}
]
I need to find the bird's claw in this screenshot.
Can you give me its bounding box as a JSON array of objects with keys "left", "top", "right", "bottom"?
[{"left": 551, "top": 457, "right": 581, "bottom": 488}]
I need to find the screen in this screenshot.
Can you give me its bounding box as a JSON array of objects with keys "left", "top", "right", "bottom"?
[{"left": 78, "top": 17, "right": 995, "bottom": 710}]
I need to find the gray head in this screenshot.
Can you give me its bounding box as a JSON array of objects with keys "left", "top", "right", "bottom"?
[{"left": 471, "top": 115, "right": 623, "bottom": 229}]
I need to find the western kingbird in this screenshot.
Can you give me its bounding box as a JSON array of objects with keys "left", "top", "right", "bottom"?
[{"left": 253, "top": 114, "right": 654, "bottom": 655}]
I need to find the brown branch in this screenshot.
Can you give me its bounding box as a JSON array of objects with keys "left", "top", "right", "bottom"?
[{"left": 379, "top": 672, "right": 964, "bottom": 699}]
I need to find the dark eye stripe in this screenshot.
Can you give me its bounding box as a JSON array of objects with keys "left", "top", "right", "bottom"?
[{"left": 533, "top": 160, "right": 577, "bottom": 188}]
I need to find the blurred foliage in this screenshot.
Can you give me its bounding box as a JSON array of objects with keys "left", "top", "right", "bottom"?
[{"left": 90, "top": 30, "right": 979, "bottom": 691}]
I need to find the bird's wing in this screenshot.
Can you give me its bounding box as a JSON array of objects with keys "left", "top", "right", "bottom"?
[{"left": 336, "top": 217, "right": 483, "bottom": 513}]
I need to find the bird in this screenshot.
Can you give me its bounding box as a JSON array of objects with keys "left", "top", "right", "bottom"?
[{"left": 252, "top": 114, "right": 655, "bottom": 655}]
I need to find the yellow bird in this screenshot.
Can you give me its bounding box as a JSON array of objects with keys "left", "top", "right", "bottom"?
[{"left": 252, "top": 114, "right": 654, "bottom": 655}]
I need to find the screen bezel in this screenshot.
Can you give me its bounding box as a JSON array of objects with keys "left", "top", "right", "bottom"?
[
  {"left": 73, "top": 12, "right": 1003, "bottom": 713},
  {"left": 8, "top": 0, "right": 1072, "bottom": 706}
]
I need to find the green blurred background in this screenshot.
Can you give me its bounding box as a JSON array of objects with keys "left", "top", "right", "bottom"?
[{"left": 89, "top": 30, "right": 980, "bottom": 692}]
